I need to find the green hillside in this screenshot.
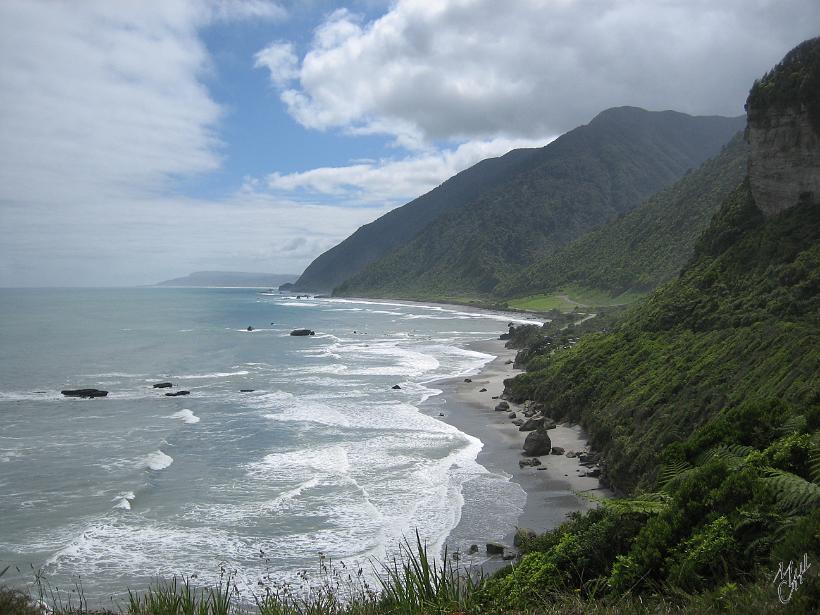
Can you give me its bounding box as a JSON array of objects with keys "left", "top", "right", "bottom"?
[
  {"left": 333, "top": 107, "right": 744, "bottom": 299},
  {"left": 500, "top": 132, "right": 749, "bottom": 299},
  {"left": 291, "top": 146, "right": 543, "bottom": 292}
]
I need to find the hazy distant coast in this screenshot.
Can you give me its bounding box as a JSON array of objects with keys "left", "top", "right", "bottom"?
[{"left": 155, "top": 271, "right": 297, "bottom": 288}]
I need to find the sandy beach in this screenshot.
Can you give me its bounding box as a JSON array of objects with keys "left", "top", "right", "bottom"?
[{"left": 432, "top": 336, "right": 611, "bottom": 562}]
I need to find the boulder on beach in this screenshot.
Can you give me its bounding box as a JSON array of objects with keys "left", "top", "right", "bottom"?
[
  {"left": 512, "top": 418, "right": 525, "bottom": 426},
  {"left": 165, "top": 390, "right": 190, "bottom": 397},
  {"left": 565, "top": 451, "right": 578, "bottom": 458},
  {"left": 543, "top": 418, "right": 557, "bottom": 430},
  {"left": 494, "top": 401, "right": 510, "bottom": 411},
  {"left": 464, "top": 378, "right": 472, "bottom": 383},
  {"left": 392, "top": 384, "right": 402, "bottom": 390},
  {"left": 61, "top": 388, "right": 108, "bottom": 398},
  {"left": 468, "top": 544, "right": 479, "bottom": 554},
  {"left": 485, "top": 542, "right": 505, "bottom": 555},
  {"left": 550, "top": 446, "right": 565, "bottom": 455},
  {"left": 152, "top": 382, "right": 173, "bottom": 389},
  {"left": 518, "top": 457, "right": 542, "bottom": 468},
  {"left": 518, "top": 417, "right": 544, "bottom": 432},
  {"left": 508, "top": 412, "right": 516, "bottom": 419},
  {"left": 523, "top": 430, "right": 551, "bottom": 456},
  {"left": 290, "top": 328, "right": 315, "bottom": 336},
  {"left": 479, "top": 388, "right": 487, "bottom": 392},
  {"left": 240, "top": 389, "right": 255, "bottom": 393}
]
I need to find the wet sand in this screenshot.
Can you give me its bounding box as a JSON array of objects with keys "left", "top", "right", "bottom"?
[{"left": 433, "top": 337, "right": 611, "bottom": 563}]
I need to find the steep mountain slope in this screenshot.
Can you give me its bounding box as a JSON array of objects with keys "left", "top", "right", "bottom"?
[
  {"left": 499, "top": 132, "right": 749, "bottom": 297},
  {"left": 485, "top": 39, "right": 820, "bottom": 611},
  {"left": 335, "top": 108, "right": 744, "bottom": 299},
  {"left": 291, "top": 147, "right": 542, "bottom": 291}
]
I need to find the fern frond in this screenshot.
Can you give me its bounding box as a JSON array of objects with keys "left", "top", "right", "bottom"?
[
  {"left": 657, "top": 459, "right": 693, "bottom": 489},
  {"left": 808, "top": 433, "right": 820, "bottom": 484},
  {"left": 601, "top": 492, "right": 672, "bottom": 515},
  {"left": 776, "top": 414, "right": 807, "bottom": 436},
  {"left": 696, "top": 443, "right": 754, "bottom": 466},
  {"left": 762, "top": 468, "right": 820, "bottom": 513}
]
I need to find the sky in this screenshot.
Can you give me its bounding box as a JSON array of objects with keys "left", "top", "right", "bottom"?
[{"left": 0, "top": 0, "right": 817, "bottom": 286}]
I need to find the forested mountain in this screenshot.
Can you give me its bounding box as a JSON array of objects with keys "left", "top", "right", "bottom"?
[
  {"left": 333, "top": 107, "right": 744, "bottom": 299},
  {"left": 498, "top": 132, "right": 749, "bottom": 297},
  {"left": 482, "top": 38, "right": 820, "bottom": 613},
  {"left": 291, "top": 146, "right": 542, "bottom": 291}
]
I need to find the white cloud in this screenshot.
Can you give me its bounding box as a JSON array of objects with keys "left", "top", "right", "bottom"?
[
  {"left": 264, "top": 135, "right": 552, "bottom": 204},
  {"left": 255, "top": 42, "right": 299, "bottom": 86},
  {"left": 258, "top": 0, "right": 820, "bottom": 145},
  {"left": 0, "top": 0, "right": 284, "bottom": 207}
]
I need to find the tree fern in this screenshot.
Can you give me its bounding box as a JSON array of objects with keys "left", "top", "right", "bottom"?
[
  {"left": 695, "top": 444, "right": 754, "bottom": 466},
  {"left": 657, "top": 459, "right": 694, "bottom": 490},
  {"left": 762, "top": 468, "right": 820, "bottom": 512}
]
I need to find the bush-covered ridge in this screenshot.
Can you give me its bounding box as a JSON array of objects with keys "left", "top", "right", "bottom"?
[{"left": 499, "top": 132, "right": 749, "bottom": 298}]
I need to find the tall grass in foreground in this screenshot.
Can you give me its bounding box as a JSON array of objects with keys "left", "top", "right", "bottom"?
[{"left": 1, "top": 538, "right": 794, "bottom": 614}]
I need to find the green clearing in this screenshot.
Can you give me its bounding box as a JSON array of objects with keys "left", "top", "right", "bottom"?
[{"left": 508, "top": 286, "right": 647, "bottom": 313}]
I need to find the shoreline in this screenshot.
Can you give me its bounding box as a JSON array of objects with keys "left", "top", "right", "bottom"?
[{"left": 430, "top": 337, "right": 611, "bottom": 565}]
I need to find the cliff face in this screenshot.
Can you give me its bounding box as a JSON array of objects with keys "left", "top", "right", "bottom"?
[
  {"left": 747, "top": 107, "right": 820, "bottom": 216},
  {"left": 745, "top": 36, "right": 820, "bottom": 216}
]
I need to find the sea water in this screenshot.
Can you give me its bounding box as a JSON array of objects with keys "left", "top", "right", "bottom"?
[{"left": 0, "top": 288, "right": 538, "bottom": 602}]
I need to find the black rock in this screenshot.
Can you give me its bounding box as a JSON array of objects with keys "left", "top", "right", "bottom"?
[
  {"left": 550, "top": 446, "right": 565, "bottom": 455},
  {"left": 508, "top": 412, "right": 517, "bottom": 419},
  {"left": 523, "top": 430, "right": 551, "bottom": 456},
  {"left": 494, "top": 401, "right": 510, "bottom": 411},
  {"left": 240, "top": 389, "right": 255, "bottom": 393},
  {"left": 512, "top": 418, "right": 525, "bottom": 426},
  {"left": 290, "top": 328, "right": 315, "bottom": 336},
  {"left": 153, "top": 382, "right": 173, "bottom": 389},
  {"left": 464, "top": 378, "right": 472, "bottom": 383},
  {"left": 165, "top": 390, "right": 190, "bottom": 397},
  {"left": 485, "top": 542, "right": 505, "bottom": 555},
  {"left": 392, "top": 384, "right": 402, "bottom": 390},
  {"left": 479, "top": 388, "right": 487, "bottom": 392},
  {"left": 61, "top": 388, "right": 108, "bottom": 398},
  {"left": 468, "top": 544, "right": 479, "bottom": 554},
  {"left": 247, "top": 326, "right": 254, "bottom": 331}
]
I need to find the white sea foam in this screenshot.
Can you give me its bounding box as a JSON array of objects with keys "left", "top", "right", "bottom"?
[
  {"left": 278, "top": 301, "right": 319, "bottom": 307},
  {"left": 144, "top": 450, "right": 174, "bottom": 471},
  {"left": 169, "top": 409, "right": 200, "bottom": 424},
  {"left": 177, "top": 370, "right": 249, "bottom": 379}
]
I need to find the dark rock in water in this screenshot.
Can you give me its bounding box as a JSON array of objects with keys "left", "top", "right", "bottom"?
[
  {"left": 499, "top": 332, "right": 511, "bottom": 340},
  {"left": 491, "top": 395, "right": 499, "bottom": 399},
  {"left": 153, "top": 382, "right": 173, "bottom": 389},
  {"left": 290, "top": 328, "right": 315, "bottom": 336},
  {"left": 479, "top": 388, "right": 487, "bottom": 392},
  {"left": 550, "top": 446, "right": 565, "bottom": 455},
  {"left": 514, "top": 528, "right": 537, "bottom": 547},
  {"left": 518, "top": 417, "right": 544, "bottom": 432},
  {"left": 468, "top": 544, "right": 479, "bottom": 554},
  {"left": 61, "top": 388, "right": 108, "bottom": 398},
  {"left": 485, "top": 542, "right": 505, "bottom": 555},
  {"left": 392, "top": 384, "right": 402, "bottom": 390},
  {"left": 240, "top": 389, "right": 255, "bottom": 393},
  {"left": 523, "top": 430, "right": 551, "bottom": 456},
  {"left": 165, "top": 390, "right": 190, "bottom": 397},
  {"left": 247, "top": 326, "right": 254, "bottom": 331},
  {"left": 438, "top": 412, "right": 445, "bottom": 417},
  {"left": 495, "top": 401, "right": 509, "bottom": 411},
  {"left": 502, "top": 552, "right": 516, "bottom": 560},
  {"left": 463, "top": 377, "right": 472, "bottom": 383},
  {"left": 512, "top": 418, "right": 525, "bottom": 426},
  {"left": 508, "top": 412, "right": 516, "bottom": 419}
]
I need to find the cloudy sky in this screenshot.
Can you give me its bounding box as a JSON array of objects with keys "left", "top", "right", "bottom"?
[{"left": 0, "top": 0, "right": 817, "bottom": 286}]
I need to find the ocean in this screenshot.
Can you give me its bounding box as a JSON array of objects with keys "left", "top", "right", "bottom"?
[{"left": 0, "top": 287, "right": 540, "bottom": 602}]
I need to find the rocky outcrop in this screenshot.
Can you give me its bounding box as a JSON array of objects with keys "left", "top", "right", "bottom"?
[
  {"left": 61, "top": 388, "right": 107, "bottom": 398},
  {"left": 165, "top": 390, "right": 190, "bottom": 397},
  {"left": 290, "top": 329, "right": 315, "bottom": 336},
  {"left": 153, "top": 382, "right": 173, "bottom": 389},
  {"left": 746, "top": 37, "right": 820, "bottom": 216},
  {"left": 747, "top": 109, "right": 820, "bottom": 216}
]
